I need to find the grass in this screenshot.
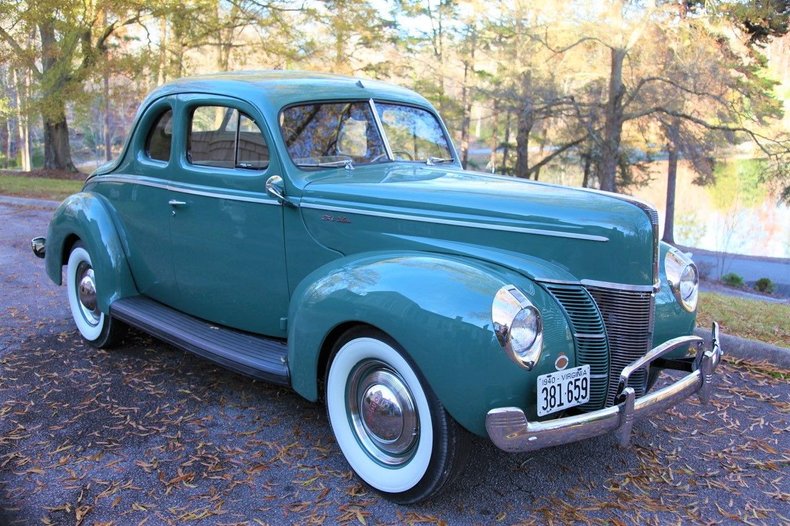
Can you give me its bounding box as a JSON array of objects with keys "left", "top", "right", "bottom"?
[
  {"left": 0, "top": 174, "right": 83, "bottom": 201},
  {"left": 697, "top": 291, "right": 789, "bottom": 348}
]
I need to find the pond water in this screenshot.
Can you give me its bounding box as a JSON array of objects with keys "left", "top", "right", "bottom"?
[{"left": 543, "top": 158, "right": 789, "bottom": 258}]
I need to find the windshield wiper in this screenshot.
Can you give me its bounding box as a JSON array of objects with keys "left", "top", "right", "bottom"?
[{"left": 425, "top": 156, "right": 454, "bottom": 166}]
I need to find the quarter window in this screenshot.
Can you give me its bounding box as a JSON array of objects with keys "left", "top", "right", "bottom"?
[
  {"left": 145, "top": 109, "right": 173, "bottom": 162},
  {"left": 188, "top": 106, "right": 269, "bottom": 170}
]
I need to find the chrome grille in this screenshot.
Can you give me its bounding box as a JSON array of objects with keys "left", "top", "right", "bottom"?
[
  {"left": 584, "top": 285, "right": 655, "bottom": 406},
  {"left": 541, "top": 284, "right": 609, "bottom": 410}
]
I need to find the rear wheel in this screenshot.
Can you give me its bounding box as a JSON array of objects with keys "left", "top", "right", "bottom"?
[
  {"left": 66, "top": 241, "right": 126, "bottom": 348},
  {"left": 325, "top": 328, "right": 469, "bottom": 504}
]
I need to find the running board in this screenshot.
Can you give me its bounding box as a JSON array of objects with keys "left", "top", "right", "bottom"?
[{"left": 111, "top": 296, "right": 290, "bottom": 386}]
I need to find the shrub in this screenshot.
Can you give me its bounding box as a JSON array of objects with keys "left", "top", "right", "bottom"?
[
  {"left": 754, "top": 277, "right": 775, "bottom": 294},
  {"left": 721, "top": 272, "right": 744, "bottom": 287}
]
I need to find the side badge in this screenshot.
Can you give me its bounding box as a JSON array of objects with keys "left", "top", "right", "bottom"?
[{"left": 555, "top": 354, "right": 569, "bottom": 371}]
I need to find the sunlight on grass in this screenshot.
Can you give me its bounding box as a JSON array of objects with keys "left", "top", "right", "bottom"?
[
  {"left": 0, "top": 175, "right": 82, "bottom": 201},
  {"left": 697, "top": 291, "right": 789, "bottom": 348}
]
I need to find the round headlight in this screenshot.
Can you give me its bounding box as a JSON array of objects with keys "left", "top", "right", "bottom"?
[
  {"left": 511, "top": 306, "right": 541, "bottom": 355},
  {"left": 665, "top": 249, "right": 699, "bottom": 312},
  {"left": 492, "top": 286, "right": 543, "bottom": 370},
  {"left": 679, "top": 263, "right": 699, "bottom": 311}
]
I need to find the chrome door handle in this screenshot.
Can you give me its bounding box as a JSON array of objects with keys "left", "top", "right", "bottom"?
[{"left": 168, "top": 200, "right": 187, "bottom": 207}]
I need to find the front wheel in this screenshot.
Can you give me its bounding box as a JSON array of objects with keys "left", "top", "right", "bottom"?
[
  {"left": 66, "top": 241, "right": 126, "bottom": 348},
  {"left": 325, "top": 328, "right": 470, "bottom": 504}
]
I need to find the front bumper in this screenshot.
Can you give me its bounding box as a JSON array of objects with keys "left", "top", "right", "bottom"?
[{"left": 486, "top": 322, "right": 723, "bottom": 453}]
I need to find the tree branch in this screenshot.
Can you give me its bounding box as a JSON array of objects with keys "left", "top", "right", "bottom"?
[
  {"left": 0, "top": 26, "right": 42, "bottom": 78},
  {"left": 527, "top": 135, "right": 587, "bottom": 176},
  {"left": 634, "top": 106, "right": 790, "bottom": 156}
]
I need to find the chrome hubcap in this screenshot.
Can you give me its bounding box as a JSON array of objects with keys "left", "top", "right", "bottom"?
[
  {"left": 76, "top": 262, "right": 100, "bottom": 326},
  {"left": 347, "top": 360, "right": 419, "bottom": 466}
]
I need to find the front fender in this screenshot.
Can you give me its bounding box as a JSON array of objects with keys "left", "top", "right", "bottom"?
[
  {"left": 45, "top": 192, "right": 137, "bottom": 313},
  {"left": 287, "top": 251, "right": 574, "bottom": 436}
]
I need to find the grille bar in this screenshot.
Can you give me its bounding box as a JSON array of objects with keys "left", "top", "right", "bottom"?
[
  {"left": 584, "top": 285, "right": 655, "bottom": 406},
  {"left": 542, "top": 284, "right": 609, "bottom": 410}
]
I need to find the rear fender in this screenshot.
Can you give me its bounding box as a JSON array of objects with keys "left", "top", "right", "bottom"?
[
  {"left": 287, "top": 251, "right": 573, "bottom": 436},
  {"left": 45, "top": 192, "right": 137, "bottom": 312}
]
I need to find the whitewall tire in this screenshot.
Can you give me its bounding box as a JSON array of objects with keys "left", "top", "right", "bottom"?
[
  {"left": 326, "top": 328, "right": 469, "bottom": 504},
  {"left": 66, "top": 242, "right": 125, "bottom": 348}
]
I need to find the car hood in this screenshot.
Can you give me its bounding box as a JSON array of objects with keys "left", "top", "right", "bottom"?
[{"left": 299, "top": 164, "right": 656, "bottom": 286}]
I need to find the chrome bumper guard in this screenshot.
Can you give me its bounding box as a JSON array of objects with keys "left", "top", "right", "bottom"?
[{"left": 486, "top": 322, "right": 723, "bottom": 453}]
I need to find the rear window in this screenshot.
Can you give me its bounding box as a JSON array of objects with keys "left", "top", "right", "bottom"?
[
  {"left": 145, "top": 110, "right": 173, "bottom": 162},
  {"left": 188, "top": 106, "right": 269, "bottom": 170}
]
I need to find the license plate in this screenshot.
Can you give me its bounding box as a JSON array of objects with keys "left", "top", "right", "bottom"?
[{"left": 537, "top": 365, "right": 590, "bottom": 417}]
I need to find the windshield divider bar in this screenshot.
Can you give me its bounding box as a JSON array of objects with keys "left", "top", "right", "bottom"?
[{"left": 369, "top": 99, "right": 394, "bottom": 161}]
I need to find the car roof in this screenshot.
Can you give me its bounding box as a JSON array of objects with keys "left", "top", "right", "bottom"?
[{"left": 145, "top": 70, "right": 432, "bottom": 112}]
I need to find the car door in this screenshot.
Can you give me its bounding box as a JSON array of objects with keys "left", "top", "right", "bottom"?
[
  {"left": 167, "top": 94, "right": 289, "bottom": 337},
  {"left": 102, "top": 96, "right": 181, "bottom": 305}
]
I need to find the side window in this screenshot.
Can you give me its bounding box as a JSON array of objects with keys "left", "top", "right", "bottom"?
[
  {"left": 237, "top": 113, "right": 269, "bottom": 169},
  {"left": 188, "top": 106, "right": 269, "bottom": 170},
  {"left": 145, "top": 109, "right": 173, "bottom": 162}
]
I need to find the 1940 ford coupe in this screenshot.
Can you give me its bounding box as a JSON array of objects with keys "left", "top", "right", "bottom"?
[{"left": 32, "top": 71, "right": 722, "bottom": 504}]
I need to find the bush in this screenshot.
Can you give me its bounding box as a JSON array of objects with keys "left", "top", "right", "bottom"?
[
  {"left": 754, "top": 277, "right": 775, "bottom": 294},
  {"left": 721, "top": 272, "right": 744, "bottom": 287}
]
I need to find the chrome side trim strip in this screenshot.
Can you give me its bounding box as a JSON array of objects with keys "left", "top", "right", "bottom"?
[
  {"left": 301, "top": 203, "right": 609, "bottom": 242},
  {"left": 90, "top": 175, "right": 280, "bottom": 206}
]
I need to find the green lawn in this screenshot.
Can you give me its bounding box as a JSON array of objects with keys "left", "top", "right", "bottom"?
[
  {"left": 697, "top": 291, "right": 789, "bottom": 348},
  {"left": 0, "top": 174, "right": 82, "bottom": 201}
]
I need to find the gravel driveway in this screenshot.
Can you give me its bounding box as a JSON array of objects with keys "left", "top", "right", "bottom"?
[{"left": 1, "top": 201, "right": 788, "bottom": 525}]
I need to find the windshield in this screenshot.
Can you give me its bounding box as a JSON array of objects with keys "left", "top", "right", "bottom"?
[
  {"left": 374, "top": 103, "right": 453, "bottom": 163},
  {"left": 280, "top": 102, "right": 387, "bottom": 167},
  {"left": 279, "top": 100, "right": 454, "bottom": 168}
]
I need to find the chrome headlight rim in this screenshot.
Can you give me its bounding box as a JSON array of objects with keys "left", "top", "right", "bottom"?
[
  {"left": 492, "top": 285, "right": 544, "bottom": 370},
  {"left": 665, "top": 250, "right": 699, "bottom": 312}
]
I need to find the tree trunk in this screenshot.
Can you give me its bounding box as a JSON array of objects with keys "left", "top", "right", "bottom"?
[
  {"left": 1, "top": 117, "right": 8, "bottom": 169},
  {"left": 104, "top": 71, "right": 112, "bottom": 161},
  {"left": 460, "top": 60, "right": 471, "bottom": 169},
  {"left": 514, "top": 107, "right": 533, "bottom": 178},
  {"left": 39, "top": 21, "right": 77, "bottom": 172},
  {"left": 581, "top": 151, "right": 592, "bottom": 188},
  {"left": 515, "top": 72, "right": 534, "bottom": 179},
  {"left": 459, "top": 28, "right": 476, "bottom": 169},
  {"left": 502, "top": 111, "right": 511, "bottom": 174},
  {"left": 158, "top": 17, "right": 168, "bottom": 84},
  {"left": 663, "top": 119, "right": 680, "bottom": 244},
  {"left": 599, "top": 46, "right": 626, "bottom": 192},
  {"left": 489, "top": 101, "right": 499, "bottom": 173},
  {"left": 13, "top": 68, "right": 31, "bottom": 171},
  {"left": 43, "top": 102, "right": 76, "bottom": 172}
]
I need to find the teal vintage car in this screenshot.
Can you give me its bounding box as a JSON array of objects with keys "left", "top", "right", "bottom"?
[{"left": 32, "top": 71, "right": 722, "bottom": 504}]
